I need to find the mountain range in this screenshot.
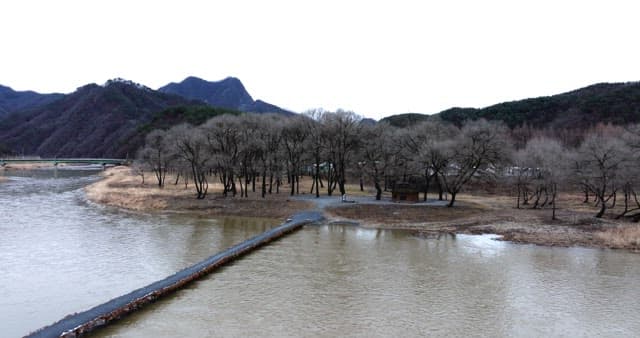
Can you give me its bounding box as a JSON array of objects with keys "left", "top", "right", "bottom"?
[
  {"left": 0, "top": 77, "right": 290, "bottom": 157},
  {"left": 2, "top": 78, "right": 640, "bottom": 157},
  {"left": 382, "top": 82, "right": 640, "bottom": 129},
  {"left": 0, "top": 85, "right": 62, "bottom": 119}
]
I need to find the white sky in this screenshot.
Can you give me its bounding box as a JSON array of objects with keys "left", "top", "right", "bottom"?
[{"left": 1, "top": 0, "right": 639, "bottom": 120}]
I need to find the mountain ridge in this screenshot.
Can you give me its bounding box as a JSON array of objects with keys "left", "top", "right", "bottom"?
[
  {"left": 0, "top": 84, "right": 63, "bottom": 119},
  {"left": 159, "top": 76, "right": 292, "bottom": 115},
  {"left": 381, "top": 81, "right": 640, "bottom": 129},
  {"left": 0, "top": 80, "right": 196, "bottom": 157}
]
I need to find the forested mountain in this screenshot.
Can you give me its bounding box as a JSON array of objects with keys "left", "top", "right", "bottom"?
[
  {"left": 0, "top": 79, "right": 196, "bottom": 158},
  {"left": 0, "top": 85, "right": 63, "bottom": 119},
  {"left": 378, "top": 113, "right": 432, "bottom": 128},
  {"left": 159, "top": 76, "right": 292, "bottom": 115},
  {"left": 382, "top": 82, "right": 640, "bottom": 129}
]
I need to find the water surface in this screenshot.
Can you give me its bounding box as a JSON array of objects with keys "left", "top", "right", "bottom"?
[
  {"left": 97, "top": 227, "right": 640, "bottom": 337},
  {"left": 0, "top": 169, "right": 277, "bottom": 337},
  {"left": 2, "top": 169, "right": 639, "bottom": 337}
]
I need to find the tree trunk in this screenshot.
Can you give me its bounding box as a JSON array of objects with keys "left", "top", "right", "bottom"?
[
  {"left": 596, "top": 199, "right": 606, "bottom": 218},
  {"left": 230, "top": 173, "right": 237, "bottom": 196},
  {"left": 551, "top": 183, "right": 557, "bottom": 220},
  {"left": 269, "top": 172, "right": 274, "bottom": 194},
  {"left": 583, "top": 187, "right": 589, "bottom": 203},
  {"left": 238, "top": 175, "right": 244, "bottom": 198},
  {"left": 423, "top": 169, "right": 430, "bottom": 202},
  {"left": 261, "top": 165, "right": 267, "bottom": 198},
  {"left": 374, "top": 180, "right": 382, "bottom": 200},
  {"left": 447, "top": 191, "right": 457, "bottom": 207}
]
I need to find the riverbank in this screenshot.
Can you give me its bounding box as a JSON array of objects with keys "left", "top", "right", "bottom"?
[
  {"left": 85, "top": 167, "right": 313, "bottom": 219},
  {"left": 323, "top": 194, "right": 640, "bottom": 251},
  {"left": 86, "top": 167, "right": 640, "bottom": 252},
  {"left": 1, "top": 162, "right": 64, "bottom": 170}
]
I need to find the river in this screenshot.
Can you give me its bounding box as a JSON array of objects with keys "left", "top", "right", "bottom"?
[{"left": 2, "top": 169, "right": 640, "bottom": 337}]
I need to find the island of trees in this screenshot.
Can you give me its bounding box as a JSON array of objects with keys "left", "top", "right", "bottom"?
[{"left": 135, "top": 109, "right": 640, "bottom": 222}]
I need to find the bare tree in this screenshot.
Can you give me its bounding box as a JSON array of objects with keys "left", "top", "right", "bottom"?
[
  {"left": 575, "top": 133, "right": 629, "bottom": 218},
  {"left": 202, "top": 115, "right": 242, "bottom": 197},
  {"left": 323, "top": 110, "right": 362, "bottom": 197},
  {"left": 282, "top": 115, "right": 308, "bottom": 195},
  {"left": 436, "top": 119, "right": 511, "bottom": 207},
  {"left": 405, "top": 119, "right": 458, "bottom": 201},
  {"left": 520, "top": 137, "right": 568, "bottom": 220},
  {"left": 138, "top": 129, "right": 174, "bottom": 187},
  {"left": 250, "top": 114, "right": 282, "bottom": 198},
  {"left": 169, "top": 124, "right": 209, "bottom": 199},
  {"left": 130, "top": 160, "right": 146, "bottom": 185},
  {"left": 511, "top": 148, "right": 535, "bottom": 209},
  {"left": 303, "top": 109, "right": 326, "bottom": 198},
  {"left": 360, "top": 123, "right": 398, "bottom": 200}
]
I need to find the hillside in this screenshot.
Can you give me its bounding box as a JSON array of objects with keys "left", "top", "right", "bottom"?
[
  {"left": 0, "top": 85, "right": 63, "bottom": 118},
  {"left": 382, "top": 82, "right": 640, "bottom": 129},
  {"left": 378, "top": 113, "right": 432, "bottom": 128},
  {"left": 123, "top": 105, "right": 241, "bottom": 151},
  {"left": 159, "top": 76, "right": 292, "bottom": 115},
  {"left": 0, "top": 79, "right": 195, "bottom": 158}
]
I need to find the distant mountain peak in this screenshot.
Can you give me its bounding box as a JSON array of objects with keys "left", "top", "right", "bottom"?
[
  {"left": 103, "top": 78, "right": 151, "bottom": 91},
  {"left": 158, "top": 76, "right": 291, "bottom": 115},
  {"left": 0, "top": 81, "right": 194, "bottom": 157}
]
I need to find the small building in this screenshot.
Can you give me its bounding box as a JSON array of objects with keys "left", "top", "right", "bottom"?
[{"left": 392, "top": 181, "right": 420, "bottom": 202}]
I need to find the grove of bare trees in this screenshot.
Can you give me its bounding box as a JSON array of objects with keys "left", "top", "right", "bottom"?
[{"left": 136, "top": 111, "right": 640, "bottom": 220}]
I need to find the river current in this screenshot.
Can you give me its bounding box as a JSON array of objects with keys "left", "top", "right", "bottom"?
[{"left": 1, "top": 169, "right": 639, "bottom": 337}]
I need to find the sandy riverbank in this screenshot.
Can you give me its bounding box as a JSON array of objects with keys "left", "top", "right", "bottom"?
[
  {"left": 85, "top": 166, "right": 313, "bottom": 219},
  {"left": 323, "top": 193, "right": 640, "bottom": 251},
  {"left": 1, "top": 162, "right": 64, "bottom": 170},
  {"left": 85, "top": 167, "right": 640, "bottom": 252}
]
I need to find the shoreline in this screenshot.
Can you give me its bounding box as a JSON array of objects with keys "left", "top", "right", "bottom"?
[
  {"left": 84, "top": 167, "right": 640, "bottom": 252},
  {"left": 84, "top": 166, "right": 314, "bottom": 220}
]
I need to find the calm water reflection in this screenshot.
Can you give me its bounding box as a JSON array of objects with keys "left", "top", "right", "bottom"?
[
  {"left": 0, "top": 169, "right": 278, "bottom": 337},
  {"left": 2, "top": 169, "right": 640, "bottom": 337},
  {"left": 97, "top": 227, "right": 640, "bottom": 337}
]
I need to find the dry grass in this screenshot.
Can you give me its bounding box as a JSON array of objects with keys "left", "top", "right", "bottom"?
[
  {"left": 85, "top": 167, "right": 313, "bottom": 219},
  {"left": 327, "top": 202, "right": 487, "bottom": 225},
  {"left": 595, "top": 226, "right": 640, "bottom": 250},
  {"left": 85, "top": 167, "right": 640, "bottom": 252}
]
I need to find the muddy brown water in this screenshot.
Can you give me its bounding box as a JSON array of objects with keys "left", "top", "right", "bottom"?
[
  {"left": 0, "top": 169, "right": 278, "bottom": 337},
  {"left": 2, "top": 169, "right": 640, "bottom": 337}
]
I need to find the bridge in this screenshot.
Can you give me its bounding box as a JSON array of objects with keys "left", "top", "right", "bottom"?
[
  {"left": 28, "top": 211, "right": 323, "bottom": 337},
  {"left": 0, "top": 158, "right": 129, "bottom": 167}
]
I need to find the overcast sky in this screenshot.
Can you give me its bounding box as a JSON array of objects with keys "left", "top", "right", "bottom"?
[{"left": 1, "top": 0, "right": 639, "bottom": 120}]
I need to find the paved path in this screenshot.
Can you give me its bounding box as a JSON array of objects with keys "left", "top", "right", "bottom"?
[
  {"left": 28, "top": 211, "right": 323, "bottom": 338},
  {"left": 293, "top": 194, "right": 450, "bottom": 211}
]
